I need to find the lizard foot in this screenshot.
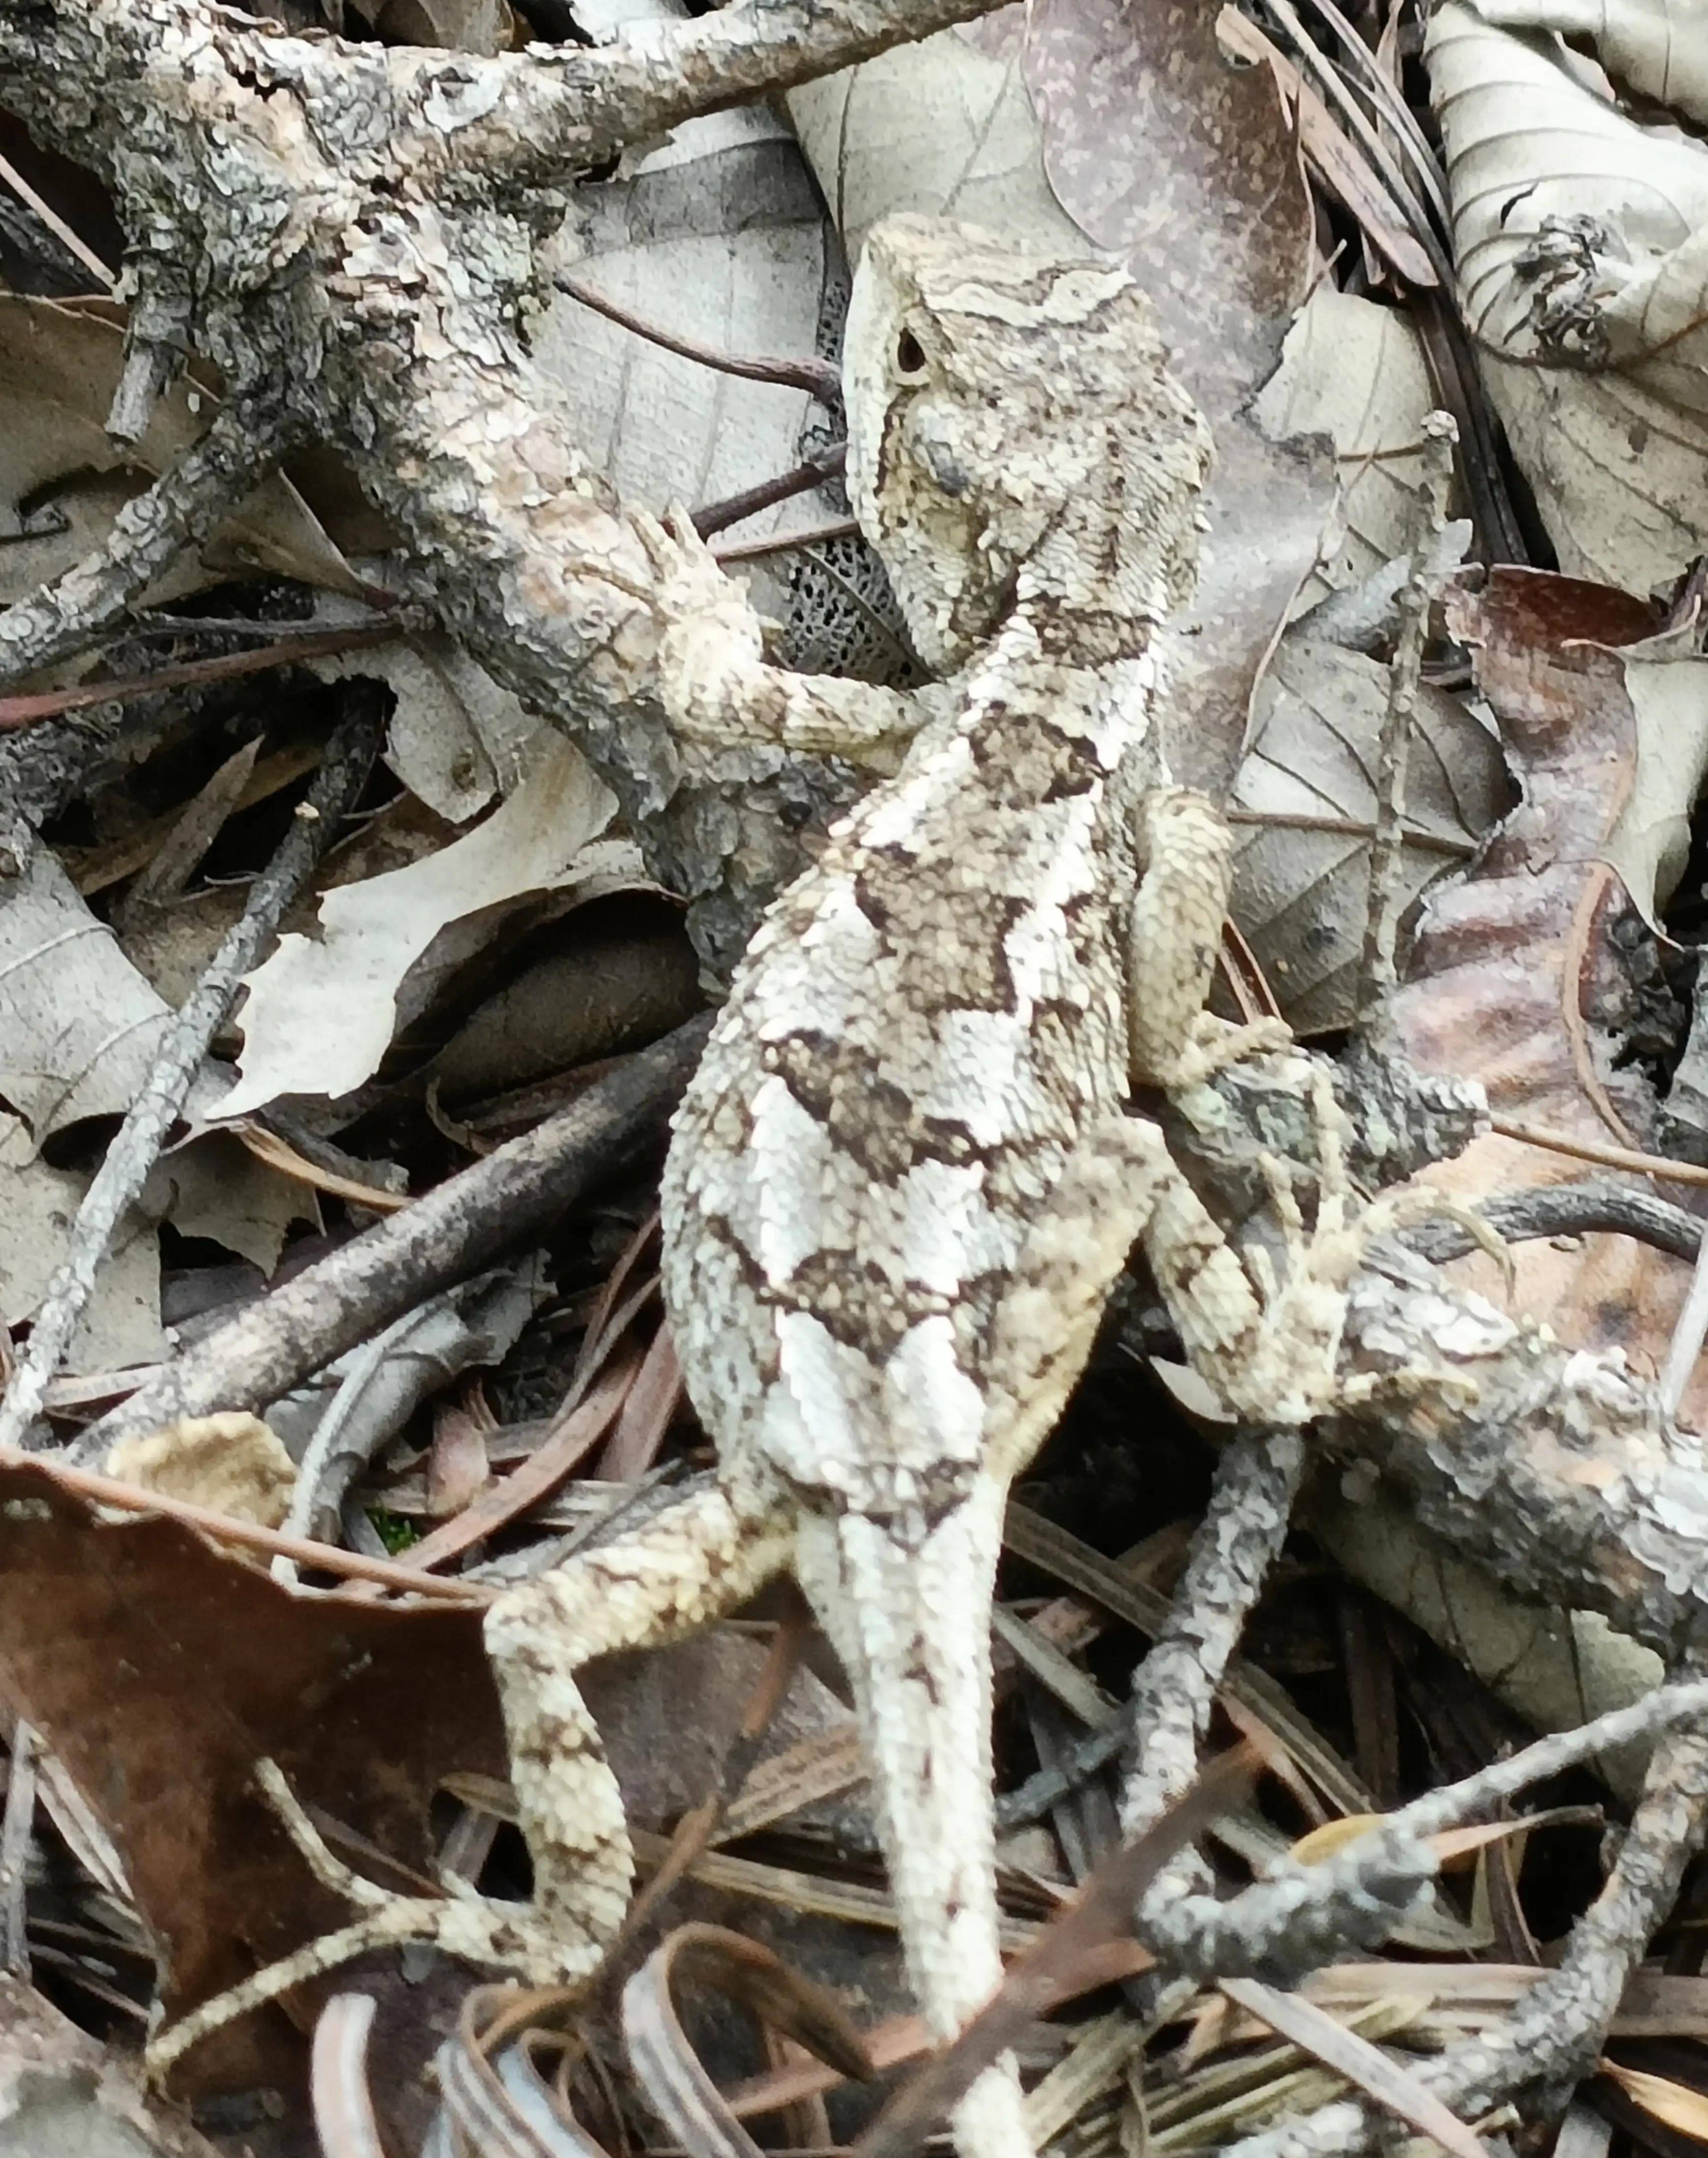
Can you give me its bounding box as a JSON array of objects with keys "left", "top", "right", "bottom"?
[
  {"left": 633, "top": 504, "right": 915, "bottom": 767},
  {"left": 145, "top": 1758, "right": 576, "bottom": 2084},
  {"left": 1234, "top": 1064, "right": 1503, "bottom": 1421},
  {"left": 633, "top": 504, "right": 773, "bottom": 727}
]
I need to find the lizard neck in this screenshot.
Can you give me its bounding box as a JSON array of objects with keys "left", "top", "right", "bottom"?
[{"left": 954, "top": 590, "right": 1172, "bottom": 786}]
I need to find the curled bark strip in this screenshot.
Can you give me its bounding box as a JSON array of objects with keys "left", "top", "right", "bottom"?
[
  {"left": 309, "top": 1994, "right": 387, "bottom": 2158},
  {"left": 622, "top": 1924, "right": 875, "bottom": 2158},
  {"left": 433, "top": 1983, "right": 610, "bottom": 2158}
]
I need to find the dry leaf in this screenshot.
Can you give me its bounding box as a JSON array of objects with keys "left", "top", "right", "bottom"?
[
  {"left": 104, "top": 1414, "right": 296, "bottom": 1531},
  {"left": 1231, "top": 637, "right": 1509, "bottom": 1033},
  {"left": 1600, "top": 2061, "right": 1708, "bottom": 2143},
  {"left": 1220, "top": 1978, "right": 1487, "bottom": 2158},
  {"left": 214, "top": 732, "right": 620, "bottom": 1118},
  {"left": 1386, "top": 567, "right": 1708, "bottom": 1420},
  {"left": 1426, "top": 2, "right": 1708, "bottom": 593},
  {"left": 0, "top": 1109, "right": 163, "bottom": 1371},
  {"left": 423, "top": 909, "right": 699, "bottom": 1103},
  {"left": 308, "top": 608, "right": 543, "bottom": 824},
  {"left": 1466, "top": 0, "right": 1708, "bottom": 125},
  {"left": 1252, "top": 289, "right": 1440, "bottom": 610},
  {"left": 0, "top": 850, "right": 172, "bottom": 1147},
  {"left": 0, "top": 1451, "right": 504, "bottom": 2091},
  {"left": 788, "top": 13, "right": 1084, "bottom": 257}
]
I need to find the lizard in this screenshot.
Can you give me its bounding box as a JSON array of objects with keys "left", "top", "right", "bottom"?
[{"left": 145, "top": 217, "right": 1449, "bottom": 2153}]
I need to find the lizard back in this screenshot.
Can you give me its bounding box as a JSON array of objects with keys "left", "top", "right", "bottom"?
[{"left": 661, "top": 215, "right": 1213, "bottom": 1525}]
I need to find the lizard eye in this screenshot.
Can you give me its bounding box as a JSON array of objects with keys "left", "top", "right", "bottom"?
[{"left": 893, "top": 327, "right": 928, "bottom": 380}]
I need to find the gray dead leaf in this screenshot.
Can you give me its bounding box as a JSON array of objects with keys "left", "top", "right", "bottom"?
[
  {"left": 0, "top": 1111, "right": 163, "bottom": 1372},
  {"left": 1253, "top": 289, "right": 1439, "bottom": 614},
  {"left": 0, "top": 850, "right": 171, "bottom": 1148},
  {"left": 1601, "top": 622, "right": 1708, "bottom": 922},
  {"left": 270, "top": 1265, "right": 547, "bottom": 1542},
  {"left": 0, "top": 297, "right": 363, "bottom": 608},
  {"left": 424, "top": 904, "right": 701, "bottom": 1101},
  {"left": 112, "top": 740, "right": 261, "bottom": 941},
  {"left": 213, "top": 731, "right": 621, "bottom": 1118},
  {"left": 538, "top": 0, "right": 833, "bottom": 621},
  {"left": 788, "top": 14, "right": 1084, "bottom": 258},
  {"left": 1426, "top": 2, "right": 1708, "bottom": 593},
  {"left": 1466, "top": 0, "right": 1708, "bottom": 125},
  {"left": 139, "top": 1131, "right": 319, "bottom": 1278},
  {"left": 1230, "top": 638, "right": 1509, "bottom": 1034}
]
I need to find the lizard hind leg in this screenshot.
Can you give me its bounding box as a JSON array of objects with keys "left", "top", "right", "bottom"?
[{"left": 148, "top": 1483, "right": 793, "bottom": 2083}]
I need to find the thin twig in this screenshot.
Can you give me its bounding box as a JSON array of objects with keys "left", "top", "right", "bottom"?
[
  {"left": 1224, "top": 807, "right": 1473, "bottom": 858},
  {"left": 0, "top": 150, "right": 114, "bottom": 286},
  {"left": 0, "top": 621, "right": 405, "bottom": 731},
  {"left": 1491, "top": 1115, "right": 1708, "bottom": 1189},
  {"left": 714, "top": 517, "right": 862, "bottom": 566},
  {"left": 1218, "top": 1705, "right": 1708, "bottom": 2158},
  {"left": 0, "top": 393, "right": 297, "bottom": 689},
  {"left": 1120, "top": 1428, "right": 1307, "bottom": 1843},
  {"left": 554, "top": 271, "right": 842, "bottom": 409},
  {"left": 1357, "top": 410, "right": 1458, "bottom": 1019},
  {"left": 0, "top": 696, "right": 384, "bottom": 1450},
  {"left": 0, "top": 1450, "right": 491, "bottom": 1602},
  {"left": 72, "top": 1014, "right": 716, "bottom": 1460},
  {"left": 694, "top": 445, "right": 848, "bottom": 541}
]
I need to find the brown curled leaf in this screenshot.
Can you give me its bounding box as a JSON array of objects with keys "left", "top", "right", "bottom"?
[
  {"left": 622, "top": 1923, "right": 875, "bottom": 2158},
  {"left": 310, "top": 1995, "right": 387, "bottom": 2158}
]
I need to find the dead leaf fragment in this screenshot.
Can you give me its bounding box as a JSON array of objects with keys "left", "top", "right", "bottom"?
[
  {"left": 1466, "top": 0, "right": 1708, "bottom": 125},
  {"left": 104, "top": 1414, "right": 296, "bottom": 1531},
  {"left": 1385, "top": 567, "right": 1708, "bottom": 1421},
  {"left": 215, "top": 731, "right": 620, "bottom": 1118},
  {"left": 0, "top": 296, "right": 362, "bottom": 607},
  {"left": 1600, "top": 2059, "right": 1708, "bottom": 2143}
]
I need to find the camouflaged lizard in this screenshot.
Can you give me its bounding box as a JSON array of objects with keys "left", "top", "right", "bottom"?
[{"left": 149, "top": 220, "right": 1440, "bottom": 2158}]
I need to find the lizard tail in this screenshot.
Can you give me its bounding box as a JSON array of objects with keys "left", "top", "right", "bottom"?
[{"left": 794, "top": 1482, "right": 1036, "bottom": 2158}]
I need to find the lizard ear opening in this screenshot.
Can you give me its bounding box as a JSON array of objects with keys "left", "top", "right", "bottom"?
[{"left": 893, "top": 327, "right": 928, "bottom": 380}]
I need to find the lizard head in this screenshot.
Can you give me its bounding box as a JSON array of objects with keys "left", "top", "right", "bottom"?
[{"left": 843, "top": 213, "right": 1213, "bottom": 670}]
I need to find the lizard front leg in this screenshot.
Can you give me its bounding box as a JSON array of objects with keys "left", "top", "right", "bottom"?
[
  {"left": 637, "top": 509, "right": 923, "bottom": 772},
  {"left": 148, "top": 1481, "right": 792, "bottom": 2080},
  {"left": 1127, "top": 787, "right": 1291, "bottom": 1094}
]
